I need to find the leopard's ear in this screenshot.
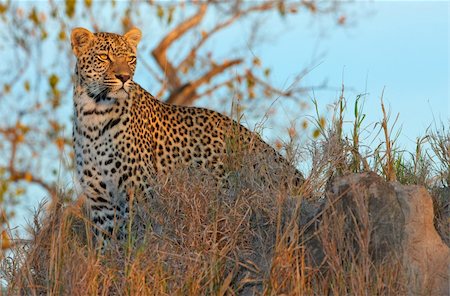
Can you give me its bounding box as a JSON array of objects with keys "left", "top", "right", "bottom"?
[
  {"left": 71, "top": 27, "right": 94, "bottom": 57},
  {"left": 124, "top": 27, "right": 141, "bottom": 49}
]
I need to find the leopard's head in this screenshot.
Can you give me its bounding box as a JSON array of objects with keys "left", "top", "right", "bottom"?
[{"left": 71, "top": 27, "right": 141, "bottom": 100}]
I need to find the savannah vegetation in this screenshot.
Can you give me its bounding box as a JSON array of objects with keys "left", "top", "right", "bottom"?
[{"left": 0, "top": 1, "right": 448, "bottom": 295}]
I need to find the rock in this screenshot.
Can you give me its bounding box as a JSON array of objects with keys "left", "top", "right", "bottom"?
[
  {"left": 326, "top": 172, "right": 449, "bottom": 296},
  {"left": 328, "top": 173, "right": 405, "bottom": 262},
  {"left": 394, "top": 183, "right": 449, "bottom": 296}
]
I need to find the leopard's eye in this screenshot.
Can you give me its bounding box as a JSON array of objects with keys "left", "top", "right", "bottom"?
[
  {"left": 127, "top": 55, "right": 136, "bottom": 63},
  {"left": 98, "top": 54, "right": 109, "bottom": 61}
]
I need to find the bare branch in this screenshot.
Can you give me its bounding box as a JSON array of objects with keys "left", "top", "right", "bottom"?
[
  {"left": 178, "top": 2, "right": 275, "bottom": 71},
  {"left": 189, "top": 76, "right": 242, "bottom": 103},
  {"left": 152, "top": 3, "right": 208, "bottom": 91},
  {"left": 167, "top": 59, "right": 242, "bottom": 105}
]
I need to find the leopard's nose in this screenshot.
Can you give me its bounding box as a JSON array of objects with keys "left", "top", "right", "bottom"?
[{"left": 116, "top": 74, "right": 130, "bottom": 83}]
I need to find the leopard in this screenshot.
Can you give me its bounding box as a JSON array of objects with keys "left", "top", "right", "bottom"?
[{"left": 70, "top": 27, "right": 304, "bottom": 245}]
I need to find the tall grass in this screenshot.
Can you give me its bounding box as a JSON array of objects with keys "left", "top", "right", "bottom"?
[
  {"left": 1, "top": 170, "right": 406, "bottom": 295},
  {"left": 1, "top": 92, "right": 448, "bottom": 295}
]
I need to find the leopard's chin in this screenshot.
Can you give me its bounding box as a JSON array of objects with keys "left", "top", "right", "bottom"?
[{"left": 108, "top": 88, "right": 128, "bottom": 100}]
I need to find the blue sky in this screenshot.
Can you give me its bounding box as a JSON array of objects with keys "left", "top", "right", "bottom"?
[
  {"left": 248, "top": 1, "right": 448, "bottom": 149},
  {"left": 6, "top": 1, "right": 449, "bottom": 231}
]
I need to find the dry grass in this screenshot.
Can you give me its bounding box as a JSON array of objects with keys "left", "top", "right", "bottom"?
[
  {"left": 428, "top": 123, "right": 450, "bottom": 246},
  {"left": 1, "top": 96, "right": 448, "bottom": 295},
  {"left": 2, "top": 159, "right": 404, "bottom": 295}
]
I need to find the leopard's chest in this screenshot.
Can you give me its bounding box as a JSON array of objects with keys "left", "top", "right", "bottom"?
[
  {"left": 73, "top": 89, "right": 158, "bottom": 198},
  {"left": 74, "top": 114, "right": 136, "bottom": 193}
]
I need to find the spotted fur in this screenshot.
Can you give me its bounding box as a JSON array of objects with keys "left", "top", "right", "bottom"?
[{"left": 71, "top": 27, "right": 304, "bottom": 244}]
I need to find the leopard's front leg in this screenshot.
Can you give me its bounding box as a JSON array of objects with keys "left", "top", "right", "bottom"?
[{"left": 84, "top": 185, "right": 130, "bottom": 248}]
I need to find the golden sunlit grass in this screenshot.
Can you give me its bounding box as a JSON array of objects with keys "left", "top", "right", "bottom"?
[{"left": 1, "top": 165, "right": 405, "bottom": 295}]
